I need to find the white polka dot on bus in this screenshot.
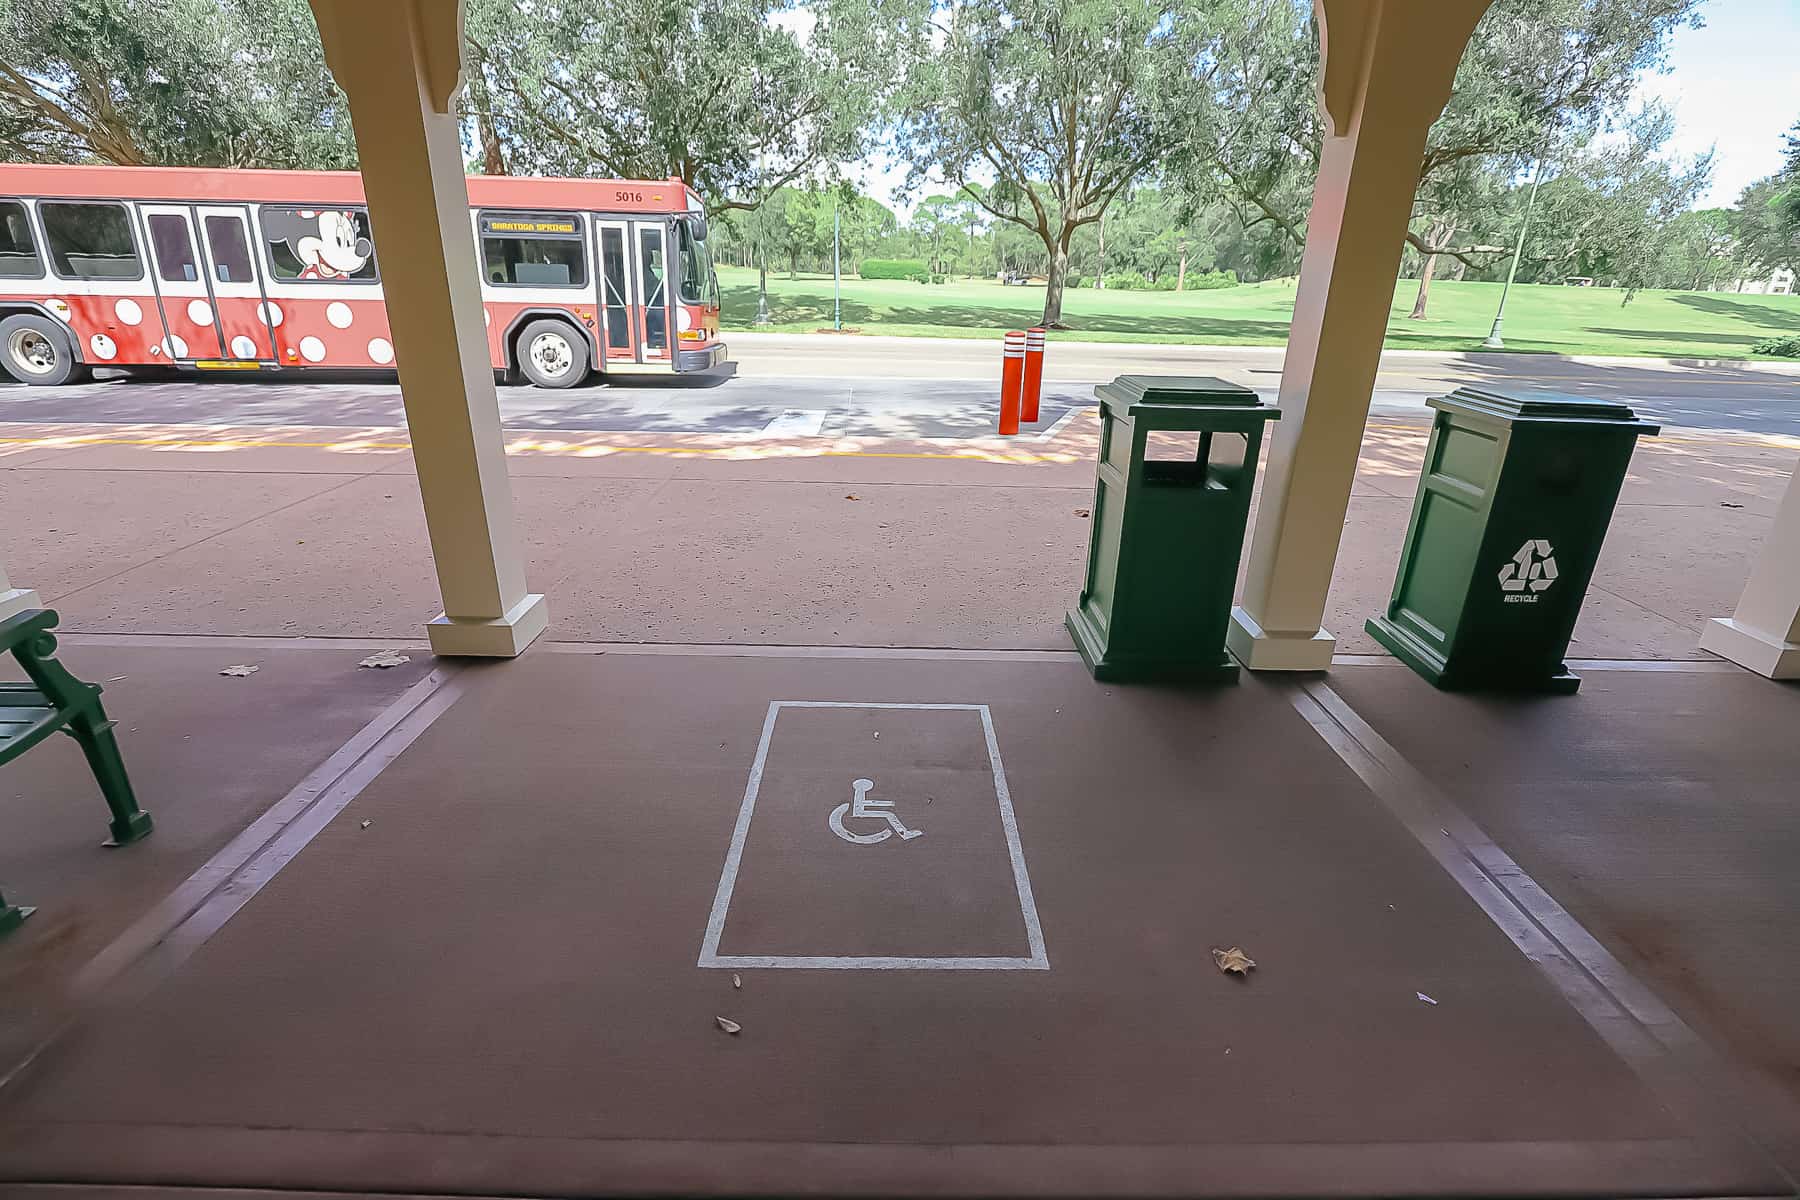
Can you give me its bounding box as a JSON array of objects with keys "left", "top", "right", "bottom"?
[
  {"left": 258, "top": 301, "right": 283, "bottom": 327},
  {"left": 231, "top": 335, "right": 258, "bottom": 358},
  {"left": 89, "top": 334, "right": 116, "bottom": 360},
  {"left": 327, "top": 302, "right": 353, "bottom": 329},
  {"left": 114, "top": 298, "right": 142, "bottom": 326},
  {"left": 367, "top": 338, "right": 394, "bottom": 365},
  {"left": 187, "top": 300, "right": 213, "bottom": 326},
  {"left": 298, "top": 336, "right": 326, "bottom": 363},
  {"left": 163, "top": 334, "right": 188, "bottom": 358}
]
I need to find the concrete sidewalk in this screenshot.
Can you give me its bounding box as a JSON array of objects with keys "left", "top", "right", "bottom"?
[{"left": 1, "top": 412, "right": 1794, "bottom": 660}]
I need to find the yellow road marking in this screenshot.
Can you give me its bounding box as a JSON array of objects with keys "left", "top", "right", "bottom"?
[
  {"left": 0, "top": 434, "right": 1079, "bottom": 465},
  {"left": 1, "top": 421, "right": 1793, "bottom": 460}
]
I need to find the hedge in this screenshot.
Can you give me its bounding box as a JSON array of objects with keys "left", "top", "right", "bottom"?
[{"left": 860, "top": 258, "right": 930, "bottom": 281}]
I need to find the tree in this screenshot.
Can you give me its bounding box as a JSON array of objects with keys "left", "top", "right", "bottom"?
[
  {"left": 466, "top": 0, "right": 920, "bottom": 214},
  {"left": 1775, "top": 118, "right": 1800, "bottom": 234},
  {"left": 0, "top": 0, "right": 356, "bottom": 168},
  {"left": 1735, "top": 176, "right": 1800, "bottom": 278},
  {"left": 911, "top": 194, "right": 961, "bottom": 274},
  {"left": 892, "top": 0, "right": 1226, "bottom": 327},
  {"left": 1201, "top": 0, "right": 1705, "bottom": 296},
  {"left": 1524, "top": 104, "right": 1711, "bottom": 294},
  {"left": 1652, "top": 208, "right": 1740, "bottom": 291}
]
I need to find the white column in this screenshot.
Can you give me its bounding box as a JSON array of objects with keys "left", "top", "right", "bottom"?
[
  {"left": 310, "top": 0, "right": 547, "bottom": 656},
  {"left": 0, "top": 560, "right": 40, "bottom": 622},
  {"left": 1700, "top": 463, "right": 1800, "bottom": 678},
  {"left": 1228, "top": 0, "right": 1492, "bottom": 671}
]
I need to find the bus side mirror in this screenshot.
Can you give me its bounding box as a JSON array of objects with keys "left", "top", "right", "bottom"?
[{"left": 688, "top": 214, "right": 709, "bottom": 243}]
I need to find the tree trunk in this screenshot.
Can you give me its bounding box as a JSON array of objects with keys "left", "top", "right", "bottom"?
[
  {"left": 1409, "top": 221, "right": 1454, "bottom": 320},
  {"left": 1409, "top": 251, "right": 1440, "bottom": 319},
  {"left": 1096, "top": 216, "right": 1106, "bottom": 289},
  {"left": 756, "top": 254, "right": 770, "bottom": 325},
  {"left": 473, "top": 73, "right": 507, "bottom": 175},
  {"left": 1176, "top": 238, "right": 1188, "bottom": 292},
  {"left": 1041, "top": 226, "right": 1073, "bottom": 328}
]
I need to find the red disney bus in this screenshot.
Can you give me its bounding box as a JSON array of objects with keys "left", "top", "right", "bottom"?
[{"left": 0, "top": 163, "right": 725, "bottom": 389}]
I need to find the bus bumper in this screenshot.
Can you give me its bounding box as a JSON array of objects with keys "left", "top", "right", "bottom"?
[{"left": 676, "top": 342, "right": 727, "bottom": 373}]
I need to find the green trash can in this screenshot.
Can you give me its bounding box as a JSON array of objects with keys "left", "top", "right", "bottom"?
[
  {"left": 1366, "top": 388, "right": 1659, "bottom": 693},
  {"left": 1066, "top": 375, "right": 1279, "bottom": 682}
]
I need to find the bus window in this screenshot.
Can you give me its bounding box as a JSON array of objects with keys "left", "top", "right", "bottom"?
[
  {"left": 259, "top": 206, "right": 377, "bottom": 282},
  {"left": 204, "top": 214, "right": 254, "bottom": 283},
  {"left": 147, "top": 213, "right": 200, "bottom": 282},
  {"left": 41, "top": 201, "right": 142, "bottom": 280},
  {"left": 598, "top": 225, "right": 630, "bottom": 351},
  {"left": 639, "top": 224, "right": 667, "bottom": 350},
  {"left": 0, "top": 201, "right": 42, "bottom": 277},
  {"left": 479, "top": 211, "right": 585, "bottom": 287}
]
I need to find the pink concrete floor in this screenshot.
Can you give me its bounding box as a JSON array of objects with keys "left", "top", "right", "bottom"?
[{"left": 2, "top": 413, "right": 1793, "bottom": 659}]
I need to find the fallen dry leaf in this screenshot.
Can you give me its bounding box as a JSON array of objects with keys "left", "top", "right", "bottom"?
[
  {"left": 1416, "top": 992, "right": 1438, "bottom": 1006},
  {"left": 219, "top": 664, "right": 259, "bottom": 677},
  {"left": 1212, "top": 946, "right": 1255, "bottom": 975},
  {"left": 716, "top": 1016, "right": 742, "bottom": 1035},
  {"left": 845, "top": 493, "right": 861, "bottom": 501},
  {"left": 1074, "top": 508, "right": 1091, "bottom": 518},
  {"left": 359, "top": 649, "right": 412, "bottom": 669},
  {"left": 732, "top": 973, "right": 742, "bottom": 989}
]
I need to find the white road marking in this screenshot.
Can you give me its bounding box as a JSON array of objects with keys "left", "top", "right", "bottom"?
[
  {"left": 697, "top": 700, "right": 1049, "bottom": 971},
  {"left": 760, "top": 408, "right": 827, "bottom": 436},
  {"left": 1034, "top": 406, "right": 1086, "bottom": 442}
]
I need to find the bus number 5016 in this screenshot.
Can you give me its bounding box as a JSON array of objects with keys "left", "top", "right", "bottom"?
[{"left": 615, "top": 189, "right": 644, "bottom": 203}]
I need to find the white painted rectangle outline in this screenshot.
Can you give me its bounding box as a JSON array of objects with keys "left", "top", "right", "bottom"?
[{"left": 698, "top": 701, "right": 1049, "bottom": 970}]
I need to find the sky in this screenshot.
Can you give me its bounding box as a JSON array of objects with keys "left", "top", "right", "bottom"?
[
  {"left": 1635, "top": 0, "right": 1800, "bottom": 208},
  {"left": 843, "top": 0, "right": 1800, "bottom": 221}
]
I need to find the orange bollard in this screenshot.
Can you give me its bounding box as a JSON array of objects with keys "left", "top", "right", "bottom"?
[
  {"left": 1021, "top": 326, "right": 1046, "bottom": 422},
  {"left": 999, "top": 330, "right": 1025, "bottom": 435}
]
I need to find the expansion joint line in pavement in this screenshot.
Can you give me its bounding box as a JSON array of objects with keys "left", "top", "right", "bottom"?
[
  {"left": 1286, "top": 677, "right": 1800, "bottom": 1189},
  {"left": 0, "top": 664, "right": 472, "bottom": 1100}
]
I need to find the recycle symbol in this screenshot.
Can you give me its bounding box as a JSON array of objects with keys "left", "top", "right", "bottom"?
[{"left": 1498, "top": 539, "right": 1558, "bottom": 594}]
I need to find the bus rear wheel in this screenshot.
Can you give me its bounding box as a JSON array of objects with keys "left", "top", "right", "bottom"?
[
  {"left": 517, "top": 319, "right": 589, "bottom": 389},
  {"left": 0, "top": 314, "right": 90, "bottom": 386}
]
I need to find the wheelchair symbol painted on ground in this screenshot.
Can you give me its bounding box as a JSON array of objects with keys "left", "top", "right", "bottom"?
[{"left": 829, "top": 777, "right": 925, "bottom": 845}]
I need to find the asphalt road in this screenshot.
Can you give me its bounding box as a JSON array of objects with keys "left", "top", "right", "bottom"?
[{"left": 2, "top": 333, "right": 1796, "bottom": 438}]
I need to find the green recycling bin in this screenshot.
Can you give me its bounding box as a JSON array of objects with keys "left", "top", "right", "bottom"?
[
  {"left": 1366, "top": 387, "right": 1659, "bottom": 693},
  {"left": 1066, "top": 375, "right": 1279, "bottom": 682}
]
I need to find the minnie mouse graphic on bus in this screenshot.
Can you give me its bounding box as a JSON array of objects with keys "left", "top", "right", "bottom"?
[{"left": 262, "top": 207, "right": 375, "bottom": 280}]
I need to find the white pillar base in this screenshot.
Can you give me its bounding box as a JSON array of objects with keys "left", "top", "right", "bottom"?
[
  {"left": 1699, "top": 617, "right": 1800, "bottom": 680},
  {"left": 0, "top": 588, "right": 42, "bottom": 622},
  {"left": 427, "top": 593, "right": 549, "bottom": 658},
  {"left": 1227, "top": 606, "right": 1337, "bottom": 672}
]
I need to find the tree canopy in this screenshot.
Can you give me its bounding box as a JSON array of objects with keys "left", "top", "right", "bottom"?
[
  {"left": 891, "top": 0, "right": 1228, "bottom": 326},
  {"left": 0, "top": 0, "right": 354, "bottom": 169},
  {"left": 465, "top": 0, "right": 923, "bottom": 213}
]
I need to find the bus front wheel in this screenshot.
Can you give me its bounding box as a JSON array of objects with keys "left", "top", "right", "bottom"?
[
  {"left": 0, "top": 314, "right": 90, "bottom": 387},
  {"left": 516, "top": 319, "right": 589, "bottom": 389}
]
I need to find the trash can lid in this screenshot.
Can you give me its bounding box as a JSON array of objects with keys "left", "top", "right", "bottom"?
[
  {"left": 1432, "top": 387, "right": 1658, "bottom": 431},
  {"left": 1097, "top": 375, "right": 1268, "bottom": 412}
]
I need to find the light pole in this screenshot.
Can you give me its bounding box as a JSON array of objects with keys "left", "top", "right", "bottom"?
[
  {"left": 1483, "top": 154, "right": 1546, "bottom": 350},
  {"left": 833, "top": 202, "right": 842, "bottom": 331}
]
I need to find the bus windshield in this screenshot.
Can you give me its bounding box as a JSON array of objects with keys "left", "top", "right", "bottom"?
[{"left": 676, "top": 218, "right": 714, "bottom": 305}]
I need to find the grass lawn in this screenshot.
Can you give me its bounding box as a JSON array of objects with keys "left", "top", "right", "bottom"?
[{"left": 719, "top": 265, "right": 1800, "bottom": 359}]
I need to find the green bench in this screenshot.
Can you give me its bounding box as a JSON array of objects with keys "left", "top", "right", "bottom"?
[{"left": 1, "top": 608, "right": 153, "bottom": 934}]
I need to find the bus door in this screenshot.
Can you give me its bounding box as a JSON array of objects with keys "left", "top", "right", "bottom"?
[
  {"left": 595, "top": 219, "right": 638, "bottom": 363},
  {"left": 594, "top": 217, "right": 673, "bottom": 366},
  {"left": 139, "top": 204, "right": 219, "bottom": 361},
  {"left": 634, "top": 219, "right": 672, "bottom": 364},
  {"left": 195, "top": 205, "right": 275, "bottom": 361}
]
